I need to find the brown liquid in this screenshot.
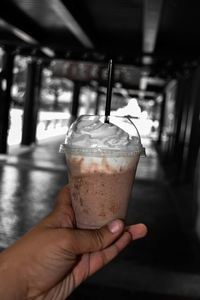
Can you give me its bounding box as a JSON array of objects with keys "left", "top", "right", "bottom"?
[{"left": 68, "top": 157, "right": 139, "bottom": 229}]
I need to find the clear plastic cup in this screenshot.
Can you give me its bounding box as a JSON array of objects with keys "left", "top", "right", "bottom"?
[{"left": 60, "top": 115, "right": 145, "bottom": 229}]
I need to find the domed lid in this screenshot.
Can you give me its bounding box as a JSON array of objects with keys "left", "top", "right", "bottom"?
[{"left": 59, "top": 115, "right": 145, "bottom": 157}]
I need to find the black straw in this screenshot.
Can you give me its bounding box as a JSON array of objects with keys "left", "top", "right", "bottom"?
[{"left": 105, "top": 59, "right": 114, "bottom": 123}]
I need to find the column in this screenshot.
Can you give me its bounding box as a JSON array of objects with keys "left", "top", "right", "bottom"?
[
  {"left": 95, "top": 89, "right": 101, "bottom": 115},
  {"left": 184, "top": 67, "right": 200, "bottom": 182},
  {"left": 69, "top": 81, "right": 81, "bottom": 125},
  {"left": 157, "top": 93, "right": 166, "bottom": 145},
  {"left": 0, "top": 48, "right": 14, "bottom": 154},
  {"left": 21, "top": 59, "right": 42, "bottom": 146}
]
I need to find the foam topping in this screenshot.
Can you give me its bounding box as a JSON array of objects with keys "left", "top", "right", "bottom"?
[{"left": 64, "top": 116, "right": 142, "bottom": 153}]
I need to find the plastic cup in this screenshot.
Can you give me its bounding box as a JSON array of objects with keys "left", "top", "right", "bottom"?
[{"left": 60, "top": 115, "right": 145, "bottom": 229}]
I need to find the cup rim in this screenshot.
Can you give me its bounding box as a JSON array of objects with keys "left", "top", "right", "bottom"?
[{"left": 59, "top": 144, "right": 145, "bottom": 157}]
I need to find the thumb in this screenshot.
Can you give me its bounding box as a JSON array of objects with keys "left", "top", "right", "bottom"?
[{"left": 66, "top": 219, "right": 125, "bottom": 254}]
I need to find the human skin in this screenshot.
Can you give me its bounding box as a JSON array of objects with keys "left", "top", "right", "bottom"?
[{"left": 0, "top": 185, "right": 147, "bottom": 300}]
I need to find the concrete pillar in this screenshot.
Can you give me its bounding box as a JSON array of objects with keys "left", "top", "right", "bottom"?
[
  {"left": 157, "top": 93, "right": 166, "bottom": 145},
  {"left": 69, "top": 81, "right": 81, "bottom": 125},
  {"left": 0, "top": 48, "right": 14, "bottom": 154},
  {"left": 21, "top": 59, "right": 42, "bottom": 146},
  {"left": 95, "top": 90, "right": 101, "bottom": 115},
  {"left": 184, "top": 67, "right": 200, "bottom": 182}
]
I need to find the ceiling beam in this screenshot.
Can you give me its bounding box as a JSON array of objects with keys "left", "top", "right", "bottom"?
[
  {"left": 50, "top": 0, "right": 94, "bottom": 49},
  {"left": 0, "top": 18, "right": 55, "bottom": 57},
  {"left": 0, "top": 18, "right": 38, "bottom": 45},
  {"left": 128, "top": 89, "right": 157, "bottom": 98},
  {"left": 140, "top": 75, "right": 165, "bottom": 90},
  {"left": 142, "top": 0, "right": 163, "bottom": 53}
]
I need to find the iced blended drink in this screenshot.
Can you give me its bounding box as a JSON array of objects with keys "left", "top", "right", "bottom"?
[{"left": 60, "top": 115, "right": 144, "bottom": 229}]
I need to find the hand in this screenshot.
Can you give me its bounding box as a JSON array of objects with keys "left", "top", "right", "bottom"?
[{"left": 0, "top": 185, "right": 147, "bottom": 300}]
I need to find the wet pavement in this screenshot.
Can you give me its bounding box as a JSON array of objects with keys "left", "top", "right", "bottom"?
[
  {"left": 0, "top": 136, "right": 68, "bottom": 249},
  {"left": 0, "top": 136, "right": 200, "bottom": 299}
]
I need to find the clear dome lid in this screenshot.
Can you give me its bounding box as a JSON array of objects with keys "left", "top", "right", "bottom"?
[{"left": 59, "top": 115, "right": 145, "bottom": 157}]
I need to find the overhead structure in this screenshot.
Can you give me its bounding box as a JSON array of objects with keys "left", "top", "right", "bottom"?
[
  {"left": 0, "top": 18, "right": 37, "bottom": 45},
  {"left": 0, "top": 0, "right": 199, "bottom": 82},
  {"left": 50, "top": 0, "right": 94, "bottom": 49},
  {"left": 0, "top": 18, "right": 55, "bottom": 57},
  {"left": 142, "top": 0, "right": 163, "bottom": 54}
]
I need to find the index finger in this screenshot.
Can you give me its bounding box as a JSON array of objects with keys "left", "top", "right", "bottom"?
[{"left": 88, "top": 223, "right": 148, "bottom": 276}]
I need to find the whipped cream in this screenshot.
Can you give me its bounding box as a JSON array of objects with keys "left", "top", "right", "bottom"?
[{"left": 64, "top": 116, "right": 142, "bottom": 153}]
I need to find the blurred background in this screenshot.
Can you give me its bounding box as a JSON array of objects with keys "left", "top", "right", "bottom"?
[{"left": 0, "top": 0, "right": 200, "bottom": 299}]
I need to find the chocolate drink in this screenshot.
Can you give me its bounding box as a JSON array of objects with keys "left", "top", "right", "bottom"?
[
  {"left": 60, "top": 115, "right": 144, "bottom": 229},
  {"left": 67, "top": 155, "right": 139, "bottom": 229}
]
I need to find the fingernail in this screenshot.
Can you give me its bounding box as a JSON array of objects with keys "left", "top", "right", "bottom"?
[{"left": 108, "top": 219, "right": 123, "bottom": 233}]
